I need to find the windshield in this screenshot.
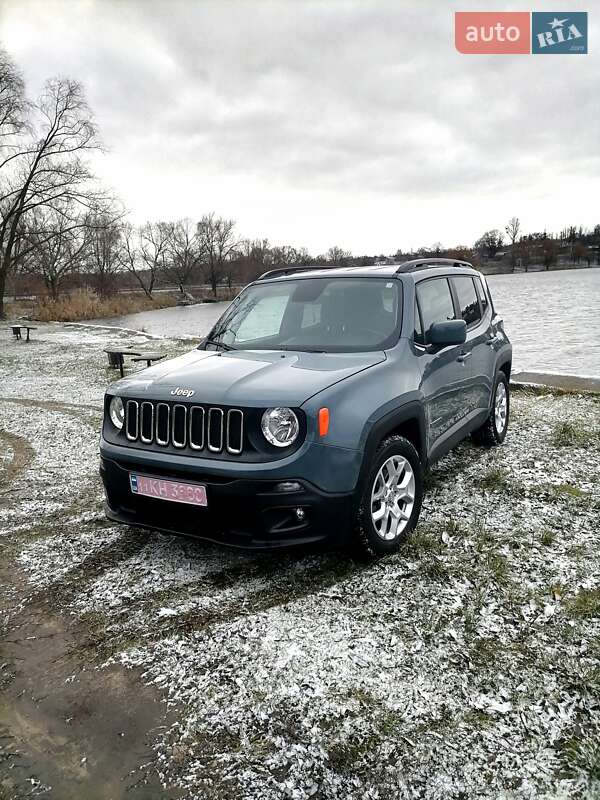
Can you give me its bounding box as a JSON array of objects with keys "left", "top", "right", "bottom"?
[{"left": 205, "top": 277, "right": 401, "bottom": 353}]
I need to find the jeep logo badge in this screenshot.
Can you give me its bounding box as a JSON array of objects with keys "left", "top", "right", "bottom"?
[{"left": 170, "top": 387, "right": 195, "bottom": 398}]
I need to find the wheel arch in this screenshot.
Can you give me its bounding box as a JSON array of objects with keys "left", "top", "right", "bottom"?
[
  {"left": 498, "top": 358, "right": 512, "bottom": 382},
  {"left": 355, "top": 402, "right": 426, "bottom": 500}
]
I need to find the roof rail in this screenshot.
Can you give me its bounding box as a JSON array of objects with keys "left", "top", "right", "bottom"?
[
  {"left": 257, "top": 266, "right": 325, "bottom": 281},
  {"left": 395, "top": 258, "right": 473, "bottom": 273}
]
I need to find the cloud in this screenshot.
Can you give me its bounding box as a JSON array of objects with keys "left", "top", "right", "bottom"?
[{"left": 1, "top": 0, "right": 598, "bottom": 252}]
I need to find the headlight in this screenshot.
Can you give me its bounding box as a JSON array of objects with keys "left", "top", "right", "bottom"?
[
  {"left": 261, "top": 407, "right": 299, "bottom": 448},
  {"left": 109, "top": 396, "right": 124, "bottom": 430}
]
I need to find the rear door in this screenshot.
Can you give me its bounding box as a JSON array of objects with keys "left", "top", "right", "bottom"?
[
  {"left": 414, "top": 276, "right": 474, "bottom": 456},
  {"left": 450, "top": 274, "right": 493, "bottom": 417}
]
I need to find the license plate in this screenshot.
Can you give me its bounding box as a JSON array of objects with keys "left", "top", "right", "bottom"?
[{"left": 129, "top": 473, "right": 207, "bottom": 507}]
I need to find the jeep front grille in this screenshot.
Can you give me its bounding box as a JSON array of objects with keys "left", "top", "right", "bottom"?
[{"left": 125, "top": 400, "right": 244, "bottom": 455}]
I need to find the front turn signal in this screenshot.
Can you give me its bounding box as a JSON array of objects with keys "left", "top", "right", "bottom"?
[{"left": 318, "top": 407, "right": 330, "bottom": 437}]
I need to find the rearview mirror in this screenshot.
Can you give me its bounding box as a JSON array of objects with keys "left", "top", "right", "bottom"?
[{"left": 428, "top": 320, "right": 467, "bottom": 347}]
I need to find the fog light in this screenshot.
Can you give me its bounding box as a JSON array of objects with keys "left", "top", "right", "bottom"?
[
  {"left": 275, "top": 481, "right": 301, "bottom": 493},
  {"left": 295, "top": 507, "right": 306, "bottom": 521}
]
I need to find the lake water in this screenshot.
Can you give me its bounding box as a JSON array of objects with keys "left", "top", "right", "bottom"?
[{"left": 93, "top": 268, "right": 600, "bottom": 378}]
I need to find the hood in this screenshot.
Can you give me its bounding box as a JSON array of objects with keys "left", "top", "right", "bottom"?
[{"left": 111, "top": 348, "right": 386, "bottom": 406}]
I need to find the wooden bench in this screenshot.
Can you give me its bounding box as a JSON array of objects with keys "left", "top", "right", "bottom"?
[
  {"left": 9, "top": 324, "right": 37, "bottom": 342},
  {"left": 103, "top": 348, "right": 142, "bottom": 378},
  {"left": 131, "top": 352, "right": 166, "bottom": 368}
]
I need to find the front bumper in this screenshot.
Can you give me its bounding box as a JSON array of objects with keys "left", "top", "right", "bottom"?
[{"left": 100, "top": 454, "right": 355, "bottom": 550}]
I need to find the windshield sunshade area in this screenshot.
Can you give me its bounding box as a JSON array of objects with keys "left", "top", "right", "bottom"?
[{"left": 206, "top": 277, "right": 402, "bottom": 353}]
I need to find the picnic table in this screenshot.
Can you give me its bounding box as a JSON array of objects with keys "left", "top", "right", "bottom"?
[
  {"left": 103, "top": 347, "right": 142, "bottom": 377},
  {"left": 9, "top": 324, "right": 37, "bottom": 342},
  {"left": 104, "top": 348, "right": 166, "bottom": 377},
  {"left": 131, "top": 352, "right": 166, "bottom": 368}
]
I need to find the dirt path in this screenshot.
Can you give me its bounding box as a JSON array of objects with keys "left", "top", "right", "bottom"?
[
  {"left": 0, "top": 569, "right": 181, "bottom": 800},
  {"left": 0, "top": 429, "right": 35, "bottom": 489},
  {"left": 0, "top": 397, "right": 181, "bottom": 799}
]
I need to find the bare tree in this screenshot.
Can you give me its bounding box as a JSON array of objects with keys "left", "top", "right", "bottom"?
[
  {"left": 505, "top": 217, "right": 521, "bottom": 271},
  {"left": 164, "top": 218, "right": 202, "bottom": 293},
  {"left": 0, "top": 48, "right": 28, "bottom": 146},
  {"left": 541, "top": 236, "right": 558, "bottom": 270},
  {"left": 22, "top": 203, "right": 90, "bottom": 299},
  {"left": 475, "top": 230, "right": 504, "bottom": 260},
  {"left": 236, "top": 238, "right": 272, "bottom": 282},
  {"left": 118, "top": 221, "right": 170, "bottom": 298},
  {"left": 197, "top": 213, "right": 239, "bottom": 297},
  {"left": 271, "top": 245, "right": 300, "bottom": 266},
  {"left": 572, "top": 240, "right": 588, "bottom": 265},
  {"left": 295, "top": 247, "right": 312, "bottom": 265},
  {"left": 85, "top": 213, "right": 122, "bottom": 297},
  {"left": 0, "top": 63, "right": 106, "bottom": 316},
  {"left": 326, "top": 245, "right": 351, "bottom": 265},
  {"left": 446, "top": 245, "right": 477, "bottom": 266},
  {"left": 140, "top": 221, "right": 170, "bottom": 295},
  {"left": 515, "top": 238, "right": 533, "bottom": 272},
  {"left": 592, "top": 224, "right": 600, "bottom": 265}
]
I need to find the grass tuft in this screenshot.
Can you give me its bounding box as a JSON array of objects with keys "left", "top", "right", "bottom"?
[
  {"left": 551, "top": 421, "right": 597, "bottom": 448},
  {"left": 540, "top": 530, "right": 556, "bottom": 547},
  {"left": 565, "top": 588, "right": 600, "bottom": 619},
  {"left": 405, "top": 527, "right": 444, "bottom": 556},
  {"left": 559, "top": 734, "right": 600, "bottom": 781},
  {"left": 477, "top": 467, "right": 510, "bottom": 492}
]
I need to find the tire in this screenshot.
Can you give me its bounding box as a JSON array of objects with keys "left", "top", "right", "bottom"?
[
  {"left": 471, "top": 371, "right": 510, "bottom": 447},
  {"left": 353, "top": 435, "right": 423, "bottom": 559}
]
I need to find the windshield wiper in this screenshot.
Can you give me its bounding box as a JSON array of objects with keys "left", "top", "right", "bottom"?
[
  {"left": 204, "top": 338, "right": 237, "bottom": 351},
  {"left": 296, "top": 348, "right": 327, "bottom": 353},
  {"left": 277, "top": 346, "right": 327, "bottom": 353}
]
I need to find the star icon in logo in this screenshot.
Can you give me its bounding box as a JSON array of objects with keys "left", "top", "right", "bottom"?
[{"left": 549, "top": 17, "right": 568, "bottom": 29}]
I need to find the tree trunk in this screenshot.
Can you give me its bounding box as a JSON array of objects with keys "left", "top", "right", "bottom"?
[
  {"left": 0, "top": 261, "right": 7, "bottom": 319},
  {"left": 48, "top": 276, "right": 60, "bottom": 301}
]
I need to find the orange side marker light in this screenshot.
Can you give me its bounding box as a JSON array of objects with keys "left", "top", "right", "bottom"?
[{"left": 318, "top": 407, "right": 330, "bottom": 437}]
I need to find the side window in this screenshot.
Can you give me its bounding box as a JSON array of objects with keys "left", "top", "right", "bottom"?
[
  {"left": 474, "top": 276, "right": 489, "bottom": 315},
  {"left": 416, "top": 278, "right": 455, "bottom": 343},
  {"left": 453, "top": 276, "right": 482, "bottom": 326}
]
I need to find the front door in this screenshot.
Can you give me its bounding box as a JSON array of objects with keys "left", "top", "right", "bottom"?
[{"left": 414, "top": 276, "right": 474, "bottom": 457}]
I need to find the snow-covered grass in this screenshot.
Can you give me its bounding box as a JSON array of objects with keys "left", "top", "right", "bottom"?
[{"left": 1, "top": 325, "right": 599, "bottom": 799}]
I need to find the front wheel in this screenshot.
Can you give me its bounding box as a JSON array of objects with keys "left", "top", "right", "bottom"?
[
  {"left": 353, "top": 435, "right": 423, "bottom": 559},
  {"left": 471, "top": 372, "right": 510, "bottom": 447}
]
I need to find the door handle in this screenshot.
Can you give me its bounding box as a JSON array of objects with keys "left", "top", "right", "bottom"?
[{"left": 456, "top": 351, "right": 471, "bottom": 363}]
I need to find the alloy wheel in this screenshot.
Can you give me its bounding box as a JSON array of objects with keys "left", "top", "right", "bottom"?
[
  {"left": 495, "top": 381, "right": 508, "bottom": 433},
  {"left": 370, "top": 455, "right": 416, "bottom": 541}
]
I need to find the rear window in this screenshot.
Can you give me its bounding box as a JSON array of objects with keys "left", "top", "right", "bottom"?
[
  {"left": 453, "top": 276, "right": 481, "bottom": 326},
  {"left": 474, "top": 276, "right": 489, "bottom": 314}
]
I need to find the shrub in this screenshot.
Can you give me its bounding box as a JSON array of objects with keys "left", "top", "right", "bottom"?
[{"left": 28, "top": 289, "right": 177, "bottom": 322}]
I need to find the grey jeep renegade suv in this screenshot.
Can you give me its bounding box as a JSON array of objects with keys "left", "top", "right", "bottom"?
[{"left": 100, "top": 258, "right": 512, "bottom": 557}]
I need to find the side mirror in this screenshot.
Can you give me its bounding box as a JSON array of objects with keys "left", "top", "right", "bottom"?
[{"left": 428, "top": 319, "right": 467, "bottom": 347}]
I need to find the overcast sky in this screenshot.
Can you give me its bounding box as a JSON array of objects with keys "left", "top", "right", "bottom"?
[{"left": 1, "top": 0, "right": 598, "bottom": 253}]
